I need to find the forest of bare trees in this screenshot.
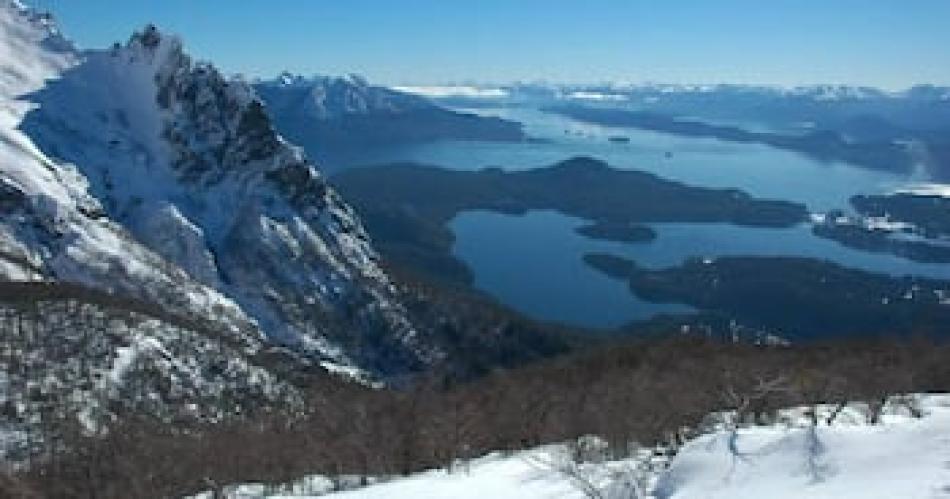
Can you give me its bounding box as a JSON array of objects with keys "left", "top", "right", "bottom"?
[
  {"left": 6, "top": 337, "right": 949, "bottom": 496},
  {"left": 0, "top": 280, "right": 948, "bottom": 498}
]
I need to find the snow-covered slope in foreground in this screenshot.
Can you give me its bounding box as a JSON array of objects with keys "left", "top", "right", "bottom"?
[
  {"left": 656, "top": 396, "right": 950, "bottom": 499},
  {"left": 315, "top": 451, "right": 625, "bottom": 499},
  {"left": 285, "top": 395, "right": 950, "bottom": 499},
  {"left": 196, "top": 446, "right": 650, "bottom": 499}
]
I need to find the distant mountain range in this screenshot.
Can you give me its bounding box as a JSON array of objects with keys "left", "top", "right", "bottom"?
[
  {"left": 417, "top": 81, "right": 950, "bottom": 179},
  {"left": 417, "top": 82, "right": 950, "bottom": 133},
  {"left": 253, "top": 73, "right": 525, "bottom": 170},
  {"left": 251, "top": 77, "right": 950, "bottom": 176},
  {"left": 420, "top": 81, "right": 950, "bottom": 104}
]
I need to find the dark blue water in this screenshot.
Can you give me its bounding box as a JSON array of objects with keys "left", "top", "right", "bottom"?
[
  {"left": 451, "top": 211, "right": 950, "bottom": 329},
  {"left": 449, "top": 210, "right": 694, "bottom": 329}
]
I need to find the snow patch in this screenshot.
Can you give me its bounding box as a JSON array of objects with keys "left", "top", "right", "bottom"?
[
  {"left": 895, "top": 183, "right": 950, "bottom": 198},
  {"left": 563, "top": 90, "right": 628, "bottom": 102},
  {"left": 392, "top": 85, "right": 508, "bottom": 99},
  {"left": 656, "top": 395, "right": 950, "bottom": 498}
]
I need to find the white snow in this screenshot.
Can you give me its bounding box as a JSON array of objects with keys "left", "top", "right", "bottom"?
[
  {"left": 324, "top": 451, "right": 596, "bottom": 499},
  {"left": 656, "top": 396, "right": 950, "bottom": 498},
  {"left": 106, "top": 333, "right": 169, "bottom": 385},
  {"left": 896, "top": 183, "right": 950, "bottom": 198},
  {"left": 0, "top": 0, "right": 80, "bottom": 206},
  {"left": 862, "top": 216, "right": 915, "bottom": 232},
  {"left": 392, "top": 85, "right": 508, "bottom": 99},
  {"left": 192, "top": 449, "right": 608, "bottom": 499},
  {"left": 563, "top": 90, "right": 628, "bottom": 102}
]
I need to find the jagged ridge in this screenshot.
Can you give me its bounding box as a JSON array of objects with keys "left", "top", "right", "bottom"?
[{"left": 0, "top": 1, "right": 446, "bottom": 451}]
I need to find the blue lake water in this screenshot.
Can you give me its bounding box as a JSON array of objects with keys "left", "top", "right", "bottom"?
[
  {"left": 449, "top": 210, "right": 694, "bottom": 329},
  {"left": 335, "top": 105, "right": 949, "bottom": 328},
  {"left": 336, "top": 106, "right": 917, "bottom": 212},
  {"left": 451, "top": 211, "right": 950, "bottom": 328},
  {"left": 451, "top": 210, "right": 950, "bottom": 329}
]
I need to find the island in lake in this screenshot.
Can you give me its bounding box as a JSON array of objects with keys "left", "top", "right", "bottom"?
[
  {"left": 584, "top": 253, "right": 950, "bottom": 340},
  {"left": 851, "top": 193, "right": 950, "bottom": 238},
  {"left": 332, "top": 156, "right": 808, "bottom": 283},
  {"left": 811, "top": 193, "right": 950, "bottom": 263},
  {"left": 575, "top": 222, "right": 656, "bottom": 243}
]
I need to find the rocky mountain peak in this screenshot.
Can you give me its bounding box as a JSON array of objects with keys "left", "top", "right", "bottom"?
[{"left": 3, "top": 5, "right": 439, "bottom": 380}]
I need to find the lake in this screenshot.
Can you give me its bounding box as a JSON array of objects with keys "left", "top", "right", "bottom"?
[{"left": 333, "top": 105, "right": 950, "bottom": 328}]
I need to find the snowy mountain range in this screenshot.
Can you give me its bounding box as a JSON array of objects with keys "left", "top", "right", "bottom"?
[
  {"left": 0, "top": 0, "right": 439, "bottom": 397},
  {"left": 257, "top": 72, "right": 435, "bottom": 120},
  {"left": 412, "top": 80, "right": 950, "bottom": 179},
  {"left": 413, "top": 81, "right": 950, "bottom": 130},
  {"left": 253, "top": 73, "right": 524, "bottom": 170},
  {"left": 415, "top": 81, "right": 950, "bottom": 102}
]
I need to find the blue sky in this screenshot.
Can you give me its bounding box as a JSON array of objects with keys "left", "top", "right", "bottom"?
[{"left": 29, "top": 0, "right": 950, "bottom": 89}]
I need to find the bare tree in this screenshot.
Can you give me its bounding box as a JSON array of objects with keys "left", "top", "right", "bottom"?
[{"left": 525, "top": 437, "right": 651, "bottom": 499}]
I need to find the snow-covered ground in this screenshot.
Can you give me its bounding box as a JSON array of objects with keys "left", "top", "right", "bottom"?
[
  {"left": 193, "top": 447, "right": 648, "bottom": 499},
  {"left": 655, "top": 396, "right": 950, "bottom": 499},
  {"left": 199, "top": 395, "right": 950, "bottom": 498},
  {"left": 317, "top": 452, "right": 619, "bottom": 499}
]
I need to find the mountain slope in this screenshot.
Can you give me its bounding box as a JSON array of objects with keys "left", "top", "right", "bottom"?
[
  {"left": 0, "top": 280, "right": 303, "bottom": 462},
  {"left": 0, "top": 1, "right": 436, "bottom": 380}
]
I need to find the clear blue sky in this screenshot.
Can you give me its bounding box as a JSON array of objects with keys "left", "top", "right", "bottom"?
[{"left": 28, "top": 0, "right": 950, "bottom": 89}]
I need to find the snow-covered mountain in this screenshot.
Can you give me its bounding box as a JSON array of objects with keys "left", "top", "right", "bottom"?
[
  {"left": 253, "top": 73, "right": 524, "bottom": 170},
  {"left": 257, "top": 72, "right": 435, "bottom": 120},
  {"left": 0, "top": 0, "right": 437, "bottom": 385}
]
